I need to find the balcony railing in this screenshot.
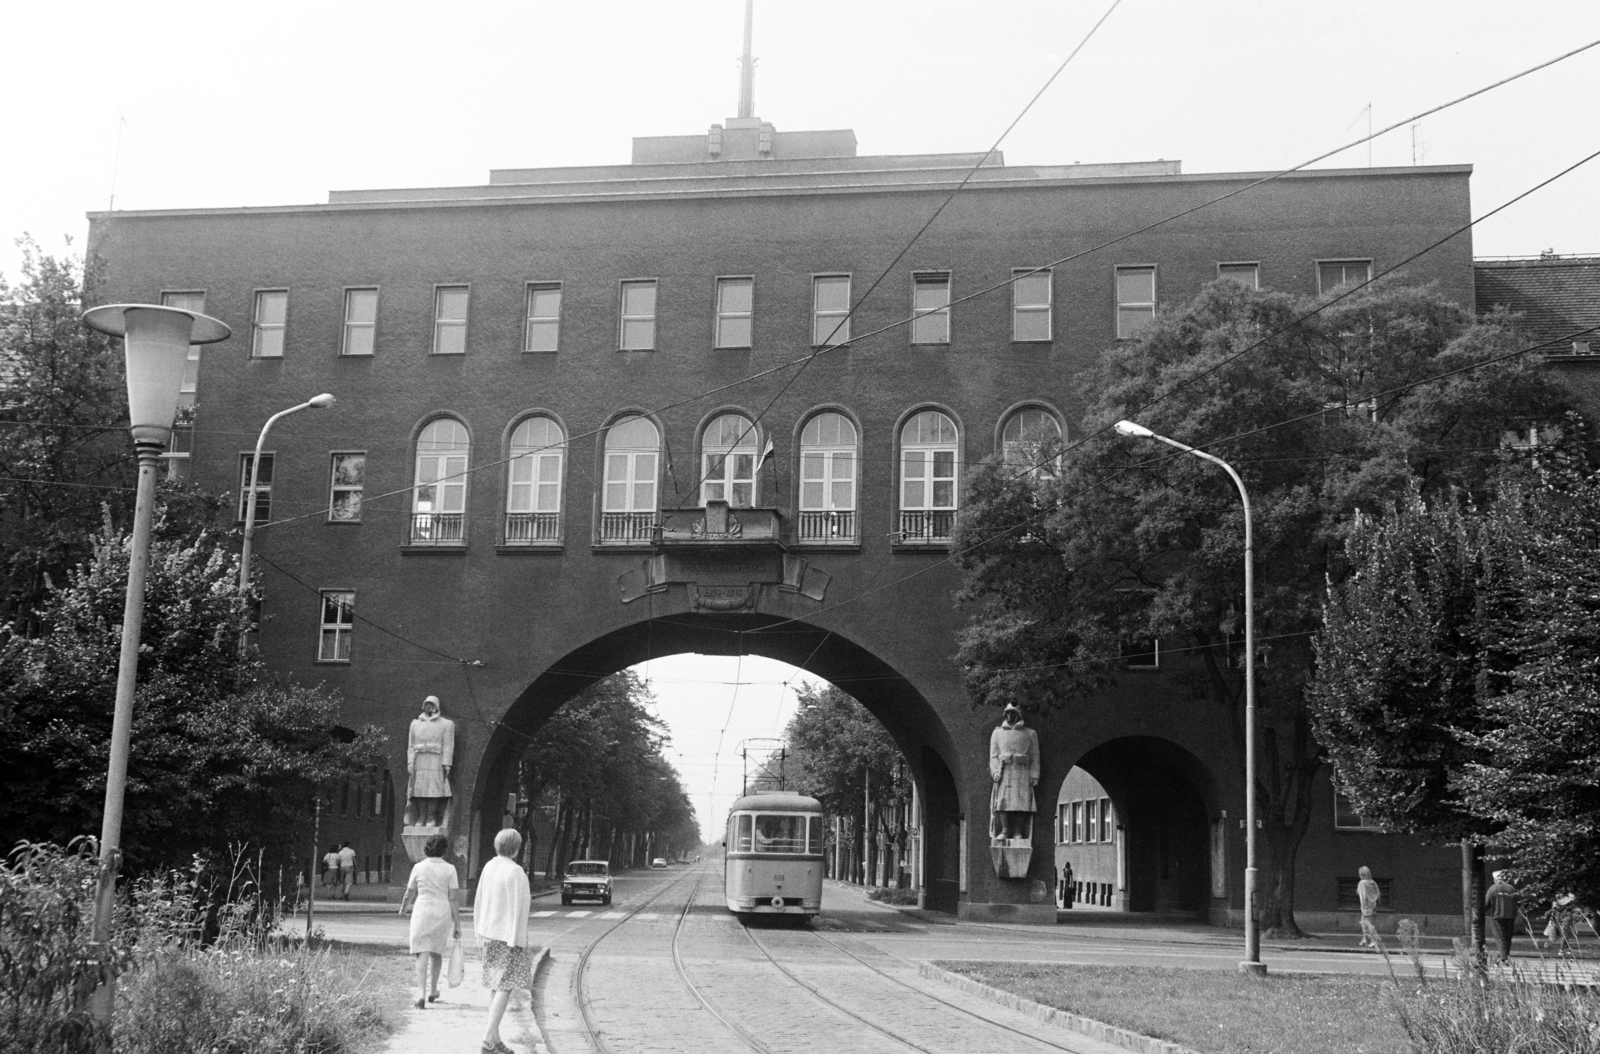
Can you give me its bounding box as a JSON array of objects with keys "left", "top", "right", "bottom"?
[
  {"left": 898, "top": 509, "right": 955, "bottom": 543},
  {"left": 409, "top": 512, "right": 465, "bottom": 545},
  {"left": 797, "top": 510, "right": 856, "bottom": 543},
  {"left": 599, "top": 511, "right": 658, "bottom": 543},
  {"left": 504, "top": 512, "right": 561, "bottom": 545}
]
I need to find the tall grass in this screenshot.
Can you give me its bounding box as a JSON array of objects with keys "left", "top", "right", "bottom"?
[
  {"left": 1384, "top": 919, "right": 1600, "bottom": 1053},
  {"left": 0, "top": 840, "right": 387, "bottom": 1054}
]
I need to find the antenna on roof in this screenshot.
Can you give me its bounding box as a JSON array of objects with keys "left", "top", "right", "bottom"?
[{"left": 737, "top": 0, "right": 755, "bottom": 120}]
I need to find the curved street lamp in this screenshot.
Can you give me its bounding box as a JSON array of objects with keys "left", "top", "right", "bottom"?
[
  {"left": 80, "top": 304, "right": 232, "bottom": 1044},
  {"left": 1114, "top": 419, "right": 1264, "bottom": 976},
  {"left": 238, "top": 394, "right": 336, "bottom": 592}
]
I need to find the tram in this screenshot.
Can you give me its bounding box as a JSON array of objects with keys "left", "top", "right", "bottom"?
[{"left": 723, "top": 791, "right": 825, "bottom": 919}]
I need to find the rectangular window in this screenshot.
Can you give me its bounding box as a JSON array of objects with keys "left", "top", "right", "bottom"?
[
  {"left": 812, "top": 275, "right": 850, "bottom": 346},
  {"left": 735, "top": 813, "right": 753, "bottom": 853},
  {"left": 319, "top": 590, "right": 354, "bottom": 662},
  {"left": 1100, "top": 798, "right": 1112, "bottom": 842},
  {"left": 619, "top": 280, "right": 657, "bottom": 350},
  {"left": 1085, "top": 799, "right": 1098, "bottom": 843},
  {"left": 1072, "top": 801, "right": 1083, "bottom": 843},
  {"left": 252, "top": 290, "right": 287, "bottom": 357},
  {"left": 433, "top": 286, "right": 468, "bottom": 355},
  {"left": 910, "top": 271, "right": 951, "bottom": 344},
  {"left": 1334, "top": 789, "right": 1383, "bottom": 830},
  {"left": 1217, "top": 262, "right": 1259, "bottom": 289},
  {"left": 808, "top": 814, "right": 824, "bottom": 855},
  {"left": 237, "top": 452, "right": 274, "bottom": 524},
  {"left": 342, "top": 288, "right": 377, "bottom": 356},
  {"left": 1057, "top": 804, "right": 1068, "bottom": 844},
  {"left": 525, "top": 282, "right": 561, "bottom": 353},
  {"left": 328, "top": 452, "right": 365, "bottom": 522},
  {"left": 715, "top": 276, "right": 754, "bottom": 349},
  {"left": 1122, "top": 637, "right": 1160, "bottom": 669},
  {"left": 1317, "top": 259, "right": 1373, "bottom": 295},
  {"left": 1012, "top": 269, "right": 1051, "bottom": 341},
  {"left": 753, "top": 814, "right": 807, "bottom": 853},
  {"left": 160, "top": 291, "right": 206, "bottom": 395},
  {"left": 900, "top": 449, "right": 957, "bottom": 511},
  {"left": 1115, "top": 266, "right": 1156, "bottom": 339}
]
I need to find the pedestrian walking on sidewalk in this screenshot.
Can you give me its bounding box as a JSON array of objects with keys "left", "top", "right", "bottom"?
[
  {"left": 1485, "top": 870, "right": 1520, "bottom": 964},
  {"left": 1356, "top": 866, "right": 1381, "bottom": 948},
  {"left": 399, "top": 834, "right": 460, "bottom": 1009},
  {"left": 477, "top": 828, "right": 534, "bottom": 1054},
  {"left": 323, "top": 844, "right": 340, "bottom": 888},
  {"left": 338, "top": 841, "right": 357, "bottom": 900}
]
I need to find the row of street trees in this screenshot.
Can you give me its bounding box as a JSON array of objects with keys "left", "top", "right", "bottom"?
[
  {"left": 513, "top": 672, "right": 699, "bottom": 876},
  {"left": 784, "top": 684, "right": 912, "bottom": 887},
  {"left": 953, "top": 278, "right": 1579, "bottom": 933}
]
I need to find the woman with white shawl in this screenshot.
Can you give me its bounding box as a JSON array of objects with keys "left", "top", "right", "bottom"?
[{"left": 476, "top": 828, "right": 533, "bottom": 1054}]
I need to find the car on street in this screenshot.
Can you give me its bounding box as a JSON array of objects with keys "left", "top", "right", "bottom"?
[
  {"left": 562, "top": 860, "right": 612, "bottom": 905},
  {"left": 651, "top": 857, "right": 668, "bottom": 868}
]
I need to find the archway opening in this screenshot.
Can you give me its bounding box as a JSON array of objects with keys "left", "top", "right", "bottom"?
[
  {"left": 1055, "top": 736, "right": 1217, "bottom": 916},
  {"left": 470, "top": 613, "right": 964, "bottom": 913}
]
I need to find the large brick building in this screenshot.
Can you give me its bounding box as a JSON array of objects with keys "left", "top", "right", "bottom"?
[{"left": 87, "top": 112, "right": 1483, "bottom": 924}]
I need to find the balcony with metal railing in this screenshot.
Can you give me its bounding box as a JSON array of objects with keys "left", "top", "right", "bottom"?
[
  {"left": 796, "top": 509, "right": 856, "bottom": 544},
  {"left": 898, "top": 509, "right": 955, "bottom": 544},
  {"left": 503, "top": 512, "right": 561, "bottom": 545},
  {"left": 409, "top": 512, "right": 465, "bottom": 545},
  {"left": 598, "top": 511, "right": 658, "bottom": 544}
]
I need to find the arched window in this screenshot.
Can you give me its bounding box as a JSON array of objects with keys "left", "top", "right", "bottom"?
[
  {"left": 700, "top": 413, "right": 758, "bottom": 508},
  {"left": 798, "top": 412, "right": 858, "bottom": 543},
  {"left": 899, "top": 409, "right": 958, "bottom": 543},
  {"left": 411, "top": 418, "right": 469, "bottom": 545},
  {"left": 601, "top": 415, "right": 660, "bottom": 542},
  {"left": 506, "top": 416, "right": 565, "bottom": 544},
  {"left": 1002, "top": 408, "right": 1064, "bottom": 478}
]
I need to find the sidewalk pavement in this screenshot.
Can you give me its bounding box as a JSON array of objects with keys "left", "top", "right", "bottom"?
[{"left": 377, "top": 947, "right": 548, "bottom": 1054}]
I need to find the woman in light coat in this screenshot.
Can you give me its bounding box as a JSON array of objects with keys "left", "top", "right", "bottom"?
[
  {"left": 398, "top": 834, "right": 460, "bottom": 1008},
  {"left": 477, "top": 828, "right": 533, "bottom": 1054}
]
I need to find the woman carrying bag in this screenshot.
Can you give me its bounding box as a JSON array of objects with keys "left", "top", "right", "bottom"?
[
  {"left": 476, "top": 828, "right": 533, "bottom": 1054},
  {"left": 398, "top": 834, "right": 460, "bottom": 1008}
]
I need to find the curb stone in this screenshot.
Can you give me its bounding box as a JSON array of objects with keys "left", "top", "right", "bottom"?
[
  {"left": 526, "top": 946, "right": 552, "bottom": 1054},
  {"left": 919, "top": 962, "right": 1203, "bottom": 1054}
]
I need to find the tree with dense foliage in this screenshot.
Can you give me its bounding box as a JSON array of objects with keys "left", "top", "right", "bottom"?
[
  {"left": 955, "top": 278, "right": 1575, "bottom": 934},
  {"left": 0, "top": 239, "right": 134, "bottom": 626},
  {"left": 517, "top": 672, "right": 697, "bottom": 872},
  {"left": 1313, "top": 449, "right": 1600, "bottom": 909},
  {"left": 0, "top": 508, "right": 382, "bottom": 874},
  {"left": 785, "top": 684, "right": 910, "bottom": 884}
]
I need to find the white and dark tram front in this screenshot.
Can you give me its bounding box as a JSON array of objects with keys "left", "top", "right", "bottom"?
[{"left": 723, "top": 791, "right": 825, "bottom": 919}]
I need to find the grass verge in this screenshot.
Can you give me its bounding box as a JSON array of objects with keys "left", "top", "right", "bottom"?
[{"left": 932, "top": 961, "right": 1407, "bottom": 1054}]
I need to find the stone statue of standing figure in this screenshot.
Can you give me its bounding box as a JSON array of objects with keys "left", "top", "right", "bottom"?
[
  {"left": 989, "top": 703, "right": 1040, "bottom": 842},
  {"left": 406, "top": 695, "right": 455, "bottom": 828}
]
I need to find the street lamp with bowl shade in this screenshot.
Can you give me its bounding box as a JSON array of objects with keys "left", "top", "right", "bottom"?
[
  {"left": 79, "top": 303, "right": 231, "bottom": 1044},
  {"left": 239, "top": 393, "right": 336, "bottom": 592}
]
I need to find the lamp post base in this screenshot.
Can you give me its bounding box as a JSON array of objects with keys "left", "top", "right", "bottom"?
[{"left": 1238, "top": 960, "right": 1268, "bottom": 977}]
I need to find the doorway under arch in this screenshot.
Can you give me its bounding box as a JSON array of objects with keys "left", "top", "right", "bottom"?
[
  {"left": 1056, "top": 736, "right": 1218, "bottom": 915},
  {"left": 469, "top": 612, "right": 967, "bottom": 914}
]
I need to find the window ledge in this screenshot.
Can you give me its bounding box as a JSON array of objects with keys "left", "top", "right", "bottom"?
[
  {"left": 325, "top": 520, "right": 363, "bottom": 526},
  {"left": 789, "top": 542, "right": 862, "bottom": 553},
  {"left": 1543, "top": 354, "right": 1600, "bottom": 364},
  {"left": 590, "top": 543, "right": 657, "bottom": 553},
  {"left": 1333, "top": 826, "right": 1389, "bottom": 834},
  {"left": 495, "top": 543, "right": 564, "bottom": 554},
  {"left": 399, "top": 544, "right": 468, "bottom": 555},
  {"left": 314, "top": 660, "right": 352, "bottom": 666},
  {"left": 890, "top": 541, "right": 954, "bottom": 553}
]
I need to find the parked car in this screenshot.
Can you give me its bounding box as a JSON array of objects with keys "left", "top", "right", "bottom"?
[
  {"left": 562, "top": 860, "right": 612, "bottom": 905},
  {"left": 651, "top": 857, "right": 668, "bottom": 869}
]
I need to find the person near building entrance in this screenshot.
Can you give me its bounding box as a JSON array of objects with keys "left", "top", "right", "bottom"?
[
  {"left": 322, "top": 844, "right": 340, "bottom": 888},
  {"left": 1485, "top": 870, "right": 1520, "bottom": 963},
  {"left": 1356, "top": 866, "right": 1381, "bottom": 948},
  {"left": 406, "top": 695, "right": 456, "bottom": 827},
  {"left": 399, "top": 834, "right": 460, "bottom": 1009},
  {"left": 477, "top": 828, "right": 533, "bottom": 1054},
  {"left": 338, "top": 841, "right": 357, "bottom": 900},
  {"left": 1060, "top": 860, "right": 1075, "bottom": 908}
]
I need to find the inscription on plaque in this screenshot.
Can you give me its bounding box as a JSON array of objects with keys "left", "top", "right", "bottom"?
[{"left": 665, "top": 551, "right": 782, "bottom": 585}]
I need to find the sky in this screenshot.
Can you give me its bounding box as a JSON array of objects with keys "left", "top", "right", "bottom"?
[{"left": 6, "top": 1, "right": 1598, "bottom": 840}]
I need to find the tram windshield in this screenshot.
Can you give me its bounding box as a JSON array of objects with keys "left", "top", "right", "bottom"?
[{"left": 731, "top": 811, "right": 823, "bottom": 854}]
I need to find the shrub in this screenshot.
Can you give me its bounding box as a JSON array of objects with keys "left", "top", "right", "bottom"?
[
  {"left": 0, "top": 840, "right": 117, "bottom": 1054},
  {"left": 1389, "top": 945, "right": 1600, "bottom": 1053},
  {"left": 866, "top": 886, "right": 920, "bottom": 906}
]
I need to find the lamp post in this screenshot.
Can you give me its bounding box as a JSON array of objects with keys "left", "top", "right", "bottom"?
[
  {"left": 239, "top": 394, "right": 336, "bottom": 591},
  {"left": 1114, "top": 419, "right": 1265, "bottom": 976},
  {"left": 80, "top": 304, "right": 232, "bottom": 1043}
]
